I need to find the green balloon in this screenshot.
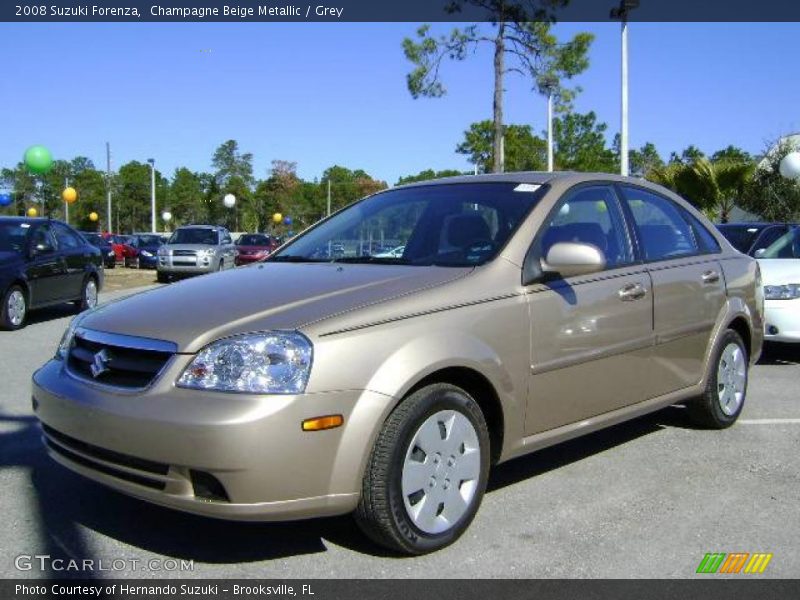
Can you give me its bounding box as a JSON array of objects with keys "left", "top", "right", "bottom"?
[{"left": 24, "top": 145, "right": 53, "bottom": 174}]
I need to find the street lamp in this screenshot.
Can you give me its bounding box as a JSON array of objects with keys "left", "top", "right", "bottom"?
[
  {"left": 540, "top": 75, "right": 558, "bottom": 172},
  {"left": 611, "top": 0, "right": 639, "bottom": 177},
  {"left": 147, "top": 158, "right": 156, "bottom": 233}
]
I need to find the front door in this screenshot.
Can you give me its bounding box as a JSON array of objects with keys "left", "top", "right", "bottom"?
[
  {"left": 525, "top": 185, "right": 655, "bottom": 435},
  {"left": 25, "top": 225, "right": 65, "bottom": 306}
]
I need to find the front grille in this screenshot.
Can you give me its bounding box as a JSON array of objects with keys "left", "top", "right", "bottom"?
[
  {"left": 42, "top": 424, "right": 168, "bottom": 491},
  {"left": 66, "top": 329, "right": 175, "bottom": 390},
  {"left": 173, "top": 250, "right": 197, "bottom": 257}
]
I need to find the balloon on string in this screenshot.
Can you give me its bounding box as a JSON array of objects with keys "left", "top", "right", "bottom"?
[
  {"left": 89, "top": 212, "right": 99, "bottom": 222},
  {"left": 779, "top": 151, "right": 800, "bottom": 180},
  {"left": 162, "top": 211, "right": 172, "bottom": 222},
  {"left": 24, "top": 145, "right": 53, "bottom": 175},
  {"left": 223, "top": 194, "right": 236, "bottom": 208},
  {"left": 272, "top": 212, "right": 283, "bottom": 224},
  {"left": 283, "top": 216, "right": 292, "bottom": 226},
  {"left": 62, "top": 187, "right": 78, "bottom": 204},
  {"left": 27, "top": 207, "right": 38, "bottom": 217},
  {"left": 0, "top": 193, "right": 11, "bottom": 207}
]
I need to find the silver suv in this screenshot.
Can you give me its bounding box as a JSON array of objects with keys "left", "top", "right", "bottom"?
[{"left": 156, "top": 225, "right": 235, "bottom": 282}]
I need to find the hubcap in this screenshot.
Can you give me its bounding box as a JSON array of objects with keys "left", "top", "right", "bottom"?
[
  {"left": 85, "top": 280, "right": 98, "bottom": 309},
  {"left": 401, "top": 410, "right": 481, "bottom": 534},
  {"left": 717, "top": 342, "right": 746, "bottom": 416},
  {"left": 7, "top": 290, "right": 26, "bottom": 326}
]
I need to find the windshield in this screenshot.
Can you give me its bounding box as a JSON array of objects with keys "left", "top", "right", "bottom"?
[
  {"left": 759, "top": 229, "right": 800, "bottom": 259},
  {"left": 716, "top": 224, "right": 765, "bottom": 253},
  {"left": 271, "top": 182, "right": 546, "bottom": 267},
  {"left": 135, "top": 235, "right": 163, "bottom": 246},
  {"left": 238, "top": 234, "right": 271, "bottom": 246},
  {"left": 82, "top": 233, "right": 105, "bottom": 247},
  {"left": 168, "top": 228, "right": 218, "bottom": 245},
  {"left": 0, "top": 222, "right": 31, "bottom": 254}
]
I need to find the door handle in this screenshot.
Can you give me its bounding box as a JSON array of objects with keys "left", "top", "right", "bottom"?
[
  {"left": 618, "top": 282, "right": 647, "bottom": 301},
  {"left": 702, "top": 270, "right": 720, "bottom": 284}
]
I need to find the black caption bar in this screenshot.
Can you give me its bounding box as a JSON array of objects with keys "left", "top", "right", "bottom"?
[
  {"left": 4, "top": 579, "right": 800, "bottom": 600},
  {"left": 2, "top": 0, "right": 800, "bottom": 22}
]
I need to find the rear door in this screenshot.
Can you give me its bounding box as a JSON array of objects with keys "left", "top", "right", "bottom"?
[
  {"left": 525, "top": 184, "right": 656, "bottom": 434},
  {"left": 51, "top": 222, "right": 89, "bottom": 300},
  {"left": 617, "top": 185, "right": 726, "bottom": 395}
]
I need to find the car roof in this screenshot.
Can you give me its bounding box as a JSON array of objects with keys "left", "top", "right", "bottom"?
[
  {"left": 393, "top": 171, "right": 652, "bottom": 189},
  {"left": 0, "top": 216, "right": 50, "bottom": 225}
]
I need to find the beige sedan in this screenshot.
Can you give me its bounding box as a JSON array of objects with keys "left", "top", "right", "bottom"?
[{"left": 33, "top": 173, "right": 763, "bottom": 554}]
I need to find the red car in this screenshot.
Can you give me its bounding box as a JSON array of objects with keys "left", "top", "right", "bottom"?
[
  {"left": 235, "top": 233, "right": 279, "bottom": 265},
  {"left": 101, "top": 233, "right": 135, "bottom": 264}
]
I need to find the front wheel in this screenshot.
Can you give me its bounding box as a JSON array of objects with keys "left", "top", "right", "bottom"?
[
  {"left": 1, "top": 285, "right": 27, "bottom": 330},
  {"left": 687, "top": 329, "right": 748, "bottom": 429},
  {"left": 355, "top": 383, "right": 490, "bottom": 555}
]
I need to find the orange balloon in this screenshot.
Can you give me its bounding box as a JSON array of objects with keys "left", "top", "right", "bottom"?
[
  {"left": 62, "top": 187, "right": 78, "bottom": 204},
  {"left": 89, "top": 212, "right": 99, "bottom": 222},
  {"left": 26, "top": 207, "right": 38, "bottom": 217}
]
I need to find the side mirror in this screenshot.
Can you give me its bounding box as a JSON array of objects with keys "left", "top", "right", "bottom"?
[
  {"left": 541, "top": 242, "right": 606, "bottom": 279},
  {"left": 31, "top": 242, "right": 55, "bottom": 256},
  {"left": 754, "top": 248, "right": 766, "bottom": 258}
]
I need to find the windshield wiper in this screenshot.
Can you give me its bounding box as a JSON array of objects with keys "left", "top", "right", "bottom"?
[
  {"left": 331, "top": 256, "right": 411, "bottom": 264},
  {"left": 268, "top": 255, "right": 331, "bottom": 263}
]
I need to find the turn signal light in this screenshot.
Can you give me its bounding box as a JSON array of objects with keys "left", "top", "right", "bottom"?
[{"left": 302, "top": 414, "right": 344, "bottom": 432}]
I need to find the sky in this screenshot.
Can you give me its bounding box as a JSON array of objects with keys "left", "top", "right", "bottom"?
[{"left": 0, "top": 22, "right": 798, "bottom": 185}]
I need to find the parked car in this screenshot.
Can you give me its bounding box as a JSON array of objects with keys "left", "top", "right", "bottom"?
[
  {"left": 101, "top": 233, "right": 134, "bottom": 264},
  {"left": 80, "top": 232, "right": 116, "bottom": 269},
  {"left": 124, "top": 233, "right": 164, "bottom": 269},
  {"left": 1, "top": 217, "right": 102, "bottom": 330},
  {"left": 755, "top": 227, "right": 800, "bottom": 343},
  {"left": 234, "top": 233, "right": 279, "bottom": 266},
  {"left": 716, "top": 222, "right": 797, "bottom": 257},
  {"left": 156, "top": 225, "right": 235, "bottom": 282},
  {"left": 33, "top": 173, "right": 762, "bottom": 554},
  {"left": 373, "top": 245, "right": 405, "bottom": 258}
]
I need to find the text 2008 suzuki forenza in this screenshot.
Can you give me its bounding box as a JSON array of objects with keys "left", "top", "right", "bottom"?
[{"left": 33, "top": 173, "right": 763, "bottom": 554}]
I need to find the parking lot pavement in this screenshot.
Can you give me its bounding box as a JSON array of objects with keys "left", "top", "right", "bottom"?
[{"left": 0, "top": 290, "right": 798, "bottom": 579}]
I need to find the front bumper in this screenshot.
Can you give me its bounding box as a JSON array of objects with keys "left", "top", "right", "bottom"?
[
  {"left": 138, "top": 254, "right": 158, "bottom": 269},
  {"left": 235, "top": 254, "right": 268, "bottom": 266},
  {"left": 764, "top": 299, "right": 800, "bottom": 342},
  {"left": 157, "top": 256, "right": 215, "bottom": 275},
  {"left": 32, "top": 358, "right": 393, "bottom": 521}
]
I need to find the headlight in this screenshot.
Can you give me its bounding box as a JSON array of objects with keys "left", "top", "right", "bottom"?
[
  {"left": 140, "top": 250, "right": 153, "bottom": 257},
  {"left": 107, "top": 250, "right": 115, "bottom": 257},
  {"left": 764, "top": 284, "right": 800, "bottom": 300},
  {"left": 197, "top": 248, "right": 214, "bottom": 257},
  {"left": 55, "top": 315, "right": 84, "bottom": 360},
  {"left": 157, "top": 247, "right": 168, "bottom": 256},
  {"left": 177, "top": 332, "right": 313, "bottom": 394}
]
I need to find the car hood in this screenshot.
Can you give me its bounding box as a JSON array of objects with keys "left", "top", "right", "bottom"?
[
  {"left": 0, "top": 251, "right": 21, "bottom": 267},
  {"left": 80, "top": 262, "right": 471, "bottom": 352},
  {"left": 236, "top": 245, "right": 271, "bottom": 252},
  {"left": 758, "top": 258, "right": 800, "bottom": 285}
]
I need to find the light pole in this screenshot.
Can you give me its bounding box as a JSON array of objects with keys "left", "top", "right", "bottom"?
[
  {"left": 541, "top": 76, "right": 558, "bottom": 172},
  {"left": 147, "top": 158, "right": 156, "bottom": 233},
  {"left": 611, "top": 0, "right": 639, "bottom": 177}
]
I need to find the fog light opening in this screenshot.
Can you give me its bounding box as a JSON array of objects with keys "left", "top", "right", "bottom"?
[
  {"left": 190, "top": 470, "right": 230, "bottom": 502},
  {"left": 767, "top": 325, "right": 779, "bottom": 335},
  {"left": 302, "top": 414, "right": 344, "bottom": 432}
]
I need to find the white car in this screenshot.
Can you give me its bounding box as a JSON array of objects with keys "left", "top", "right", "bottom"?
[
  {"left": 757, "top": 227, "right": 800, "bottom": 342},
  {"left": 373, "top": 244, "right": 405, "bottom": 258}
]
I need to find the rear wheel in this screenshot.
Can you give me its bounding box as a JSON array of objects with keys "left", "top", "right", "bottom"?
[
  {"left": 687, "top": 329, "right": 748, "bottom": 429},
  {"left": 1, "top": 285, "right": 27, "bottom": 330},
  {"left": 77, "top": 277, "right": 98, "bottom": 312},
  {"left": 355, "top": 383, "right": 490, "bottom": 555}
]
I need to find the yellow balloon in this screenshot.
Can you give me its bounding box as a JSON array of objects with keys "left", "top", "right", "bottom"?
[
  {"left": 62, "top": 187, "right": 78, "bottom": 204},
  {"left": 272, "top": 212, "right": 283, "bottom": 224},
  {"left": 89, "top": 212, "right": 99, "bottom": 222},
  {"left": 26, "top": 207, "right": 38, "bottom": 217}
]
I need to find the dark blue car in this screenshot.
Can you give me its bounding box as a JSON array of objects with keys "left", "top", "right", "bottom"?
[
  {"left": 125, "top": 233, "right": 164, "bottom": 269},
  {"left": 80, "top": 231, "right": 117, "bottom": 269},
  {"left": 0, "top": 217, "right": 103, "bottom": 330}
]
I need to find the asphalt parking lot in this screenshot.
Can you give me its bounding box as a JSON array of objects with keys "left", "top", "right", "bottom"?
[{"left": 0, "top": 284, "right": 798, "bottom": 579}]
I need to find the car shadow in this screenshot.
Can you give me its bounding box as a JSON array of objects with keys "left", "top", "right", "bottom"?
[
  {"left": 758, "top": 342, "right": 800, "bottom": 365},
  {"left": 19, "top": 303, "right": 78, "bottom": 327},
  {"left": 3, "top": 405, "right": 703, "bottom": 566}
]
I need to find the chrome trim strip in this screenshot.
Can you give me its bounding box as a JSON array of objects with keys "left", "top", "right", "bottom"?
[{"left": 75, "top": 327, "right": 178, "bottom": 353}]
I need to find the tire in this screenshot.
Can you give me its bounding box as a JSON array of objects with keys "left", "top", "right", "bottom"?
[
  {"left": 77, "top": 276, "right": 99, "bottom": 312},
  {"left": 355, "top": 383, "right": 490, "bottom": 555},
  {"left": 1, "top": 285, "right": 28, "bottom": 330},
  {"left": 687, "top": 329, "right": 748, "bottom": 429},
  {"left": 157, "top": 272, "right": 169, "bottom": 284},
  {"left": 216, "top": 260, "right": 224, "bottom": 272}
]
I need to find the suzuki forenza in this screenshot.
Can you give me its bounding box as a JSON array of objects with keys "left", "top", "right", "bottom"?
[{"left": 33, "top": 173, "right": 762, "bottom": 554}]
